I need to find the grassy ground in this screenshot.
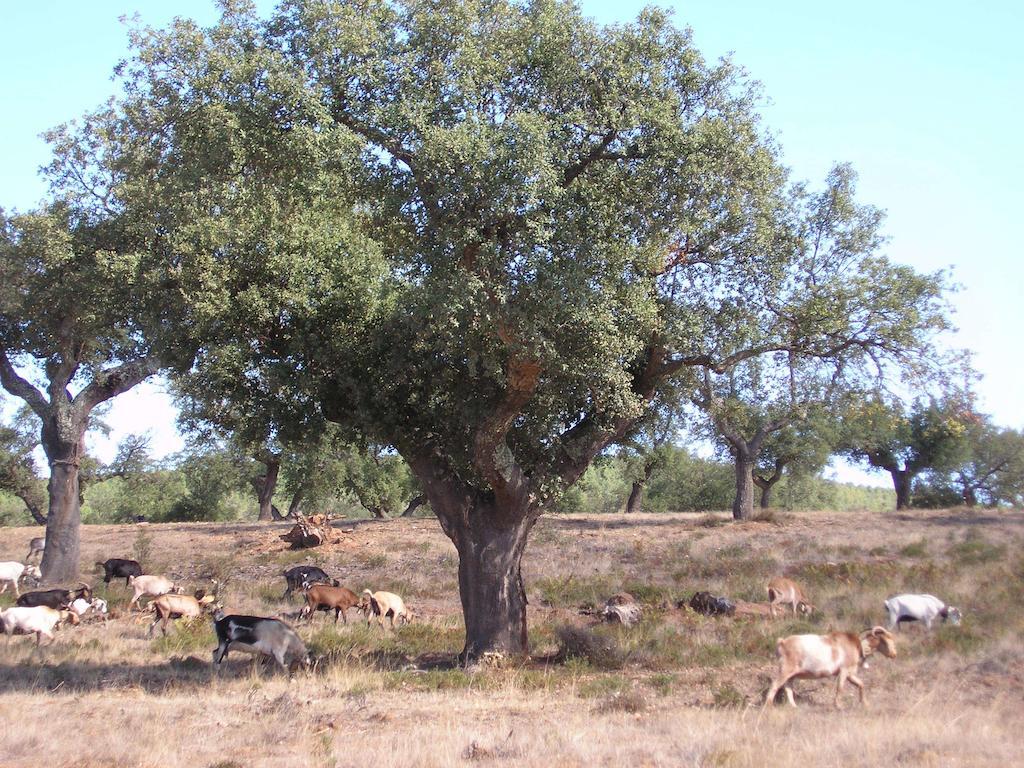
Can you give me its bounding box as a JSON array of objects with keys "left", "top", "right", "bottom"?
[{"left": 0, "top": 507, "right": 1022, "bottom": 767}]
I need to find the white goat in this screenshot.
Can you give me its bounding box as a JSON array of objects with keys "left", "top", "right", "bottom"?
[
  {"left": 0, "top": 561, "right": 42, "bottom": 598},
  {"left": 69, "top": 597, "right": 109, "bottom": 621},
  {"left": 0, "top": 605, "right": 79, "bottom": 646},
  {"left": 128, "top": 574, "right": 179, "bottom": 609},
  {"left": 884, "top": 594, "right": 961, "bottom": 630}
]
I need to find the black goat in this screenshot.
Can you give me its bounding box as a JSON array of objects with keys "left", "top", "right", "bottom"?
[
  {"left": 96, "top": 558, "right": 143, "bottom": 586},
  {"left": 282, "top": 566, "right": 337, "bottom": 599},
  {"left": 16, "top": 583, "right": 92, "bottom": 609}
]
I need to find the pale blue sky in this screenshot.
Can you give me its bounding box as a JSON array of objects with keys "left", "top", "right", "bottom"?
[{"left": 1, "top": 2, "right": 1021, "bottom": 486}]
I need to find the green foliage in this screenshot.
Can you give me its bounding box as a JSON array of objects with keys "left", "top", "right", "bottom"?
[
  {"left": 160, "top": 447, "right": 250, "bottom": 522},
  {"left": 0, "top": 410, "right": 46, "bottom": 523},
  {"left": 553, "top": 456, "right": 632, "bottom": 514},
  {"left": 0, "top": 489, "right": 27, "bottom": 526},
  {"left": 646, "top": 446, "right": 734, "bottom": 512}
]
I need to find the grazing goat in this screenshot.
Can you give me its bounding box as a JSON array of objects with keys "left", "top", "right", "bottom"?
[
  {"left": 96, "top": 558, "right": 143, "bottom": 587},
  {"left": 300, "top": 583, "right": 361, "bottom": 624},
  {"left": 128, "top": 574, "right": 179, "bottom": 609},
  {"left": 69, "top": 597, "right": 108, "bottom": 621},
  {"left": 211, "top": 611, "right": 310, "bottom": 671},
  {"left": 282, "top": 566, "right": 337, "bottom": 599},
  {"left": 884, "top": 594, "right": 962, "bottom": 631},
  {"left": 360, "top": 589, "right": 412, "bottom": 628},
  {"left": 0, "top": 605, "right": 79, "bottom": 646},
  {"left": 25, "top": 537, "right": 45, "bottom": 563},
  {"left": 764, "top": 627, "right": 897, "bottom": 708},
  {"left": 16, "top": 583, "right": 91, "bottom": 609},
  {"left": 767, "top": 577, "right": 814, "bottom": 617},
  {"left": 148, "top": 593, "right": 216, "bottom": 637},
  {"left": 0, "top": 561, "right": 42, "bottom": 598}
]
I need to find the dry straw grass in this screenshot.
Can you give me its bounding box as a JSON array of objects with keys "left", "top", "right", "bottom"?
[{"left": 0, "top": 507, "right": 1022, "bottom": 767}]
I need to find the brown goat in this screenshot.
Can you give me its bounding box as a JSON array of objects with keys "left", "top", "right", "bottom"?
[
  {"left": 301, "top": 584, "right": 361, "bottom": 624},
  {"left": 764, "top": 626, "right": 897, "bottom": 708},
  {"left": 766, "top": 576, "right": 814, "bottom": 618}
]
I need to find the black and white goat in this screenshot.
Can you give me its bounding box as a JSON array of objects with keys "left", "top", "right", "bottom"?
[{"left": 211, "top": 610, "right": 310, "bottom": 671}]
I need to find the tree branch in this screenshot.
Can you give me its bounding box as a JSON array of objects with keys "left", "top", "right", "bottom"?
[
  {"left": 561, "top": 128, "right": 618, "bottom": 187},
  {"left": 0, "top": 349, "right": 49, "bottom": 418},
  {"left": 550, "top": 343, "right": 667, "bottom": 487},
  {"left": 472, "top": 357, "right": 540, "bottom": 510},
  {"left": 73, "top": 355, "right": 161, "bottom": 416}
]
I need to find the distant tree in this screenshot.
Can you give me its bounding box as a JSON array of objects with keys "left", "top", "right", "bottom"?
[
  {"left": 0, "top": 207, "right": 170, "bottom": 581},
  {"left": 620, "top": 405, "right": 678, "bottom": 514},
  {"left": 945, "top": 418, "right": 1024, "bottom": 507},
  {"left": 691, "top": 165, "right": 953, "bottom": 520},
  {"left": 166, "top": 445, "right": 251, "bottom": 522},
  {"left": 752, "top": 405, "right": 839, "bottom": 509},
  {"left": 844, "top": 395, "right": 973, "bottom": 510}
]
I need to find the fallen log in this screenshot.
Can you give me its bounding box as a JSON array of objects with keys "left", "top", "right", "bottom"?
[{"left": 280, "top": 512, "right": 336, "bottom": 549}]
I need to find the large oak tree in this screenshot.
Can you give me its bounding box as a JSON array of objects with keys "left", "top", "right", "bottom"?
[{"left": 50, "top": 0, "right": 954, "bottom": 659}]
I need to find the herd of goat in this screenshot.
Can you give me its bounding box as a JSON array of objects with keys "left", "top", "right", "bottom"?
[{"left": 0, "top": 537, "right": 963, "bottom": 709}]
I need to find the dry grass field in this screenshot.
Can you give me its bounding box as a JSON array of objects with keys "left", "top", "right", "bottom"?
[{"left": 1, "top": 507, "right": 1022, "bottom": 767}]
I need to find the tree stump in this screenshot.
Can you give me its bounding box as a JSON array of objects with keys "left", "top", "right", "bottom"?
[{"left": 280, "top": 512, "right": 336, "bottom": 549}]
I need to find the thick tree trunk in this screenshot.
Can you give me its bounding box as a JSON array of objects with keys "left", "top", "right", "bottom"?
[
  {"left": 962, "top": 486, "right": 977, "bottom": 507},
  {"left": 39, "top": 436, "right": 84, "bottom": 584},
  {"left": 732, "top": 453, "right": 756, "bottom": 520},
  {"left": 891, "top": 469, "right": 913, "bottom": 510},
  {"left": 253, "top": 457, "right": 281, "bottom": 522},
  {"left": 450, "top": 508, "right": 534, "bottom": 662},
  {"left": 402, "top": 494, "right": 427, "bottom": 518},
  {"left": 406, "top": 448, "right": 537, "bottom": 663}
]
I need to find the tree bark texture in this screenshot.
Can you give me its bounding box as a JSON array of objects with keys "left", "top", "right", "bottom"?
[
  {"left": 733, "top": 452, "right": 756, "bottom": 520},
  {"left": 406, "top": 452, "right": 536, "bottom": 662},
  {"left": 449, "top": 508, "right": 533, "bottom": 662},
  {"left": 39, "top": 433, "right": 85, "bottom": 584}
]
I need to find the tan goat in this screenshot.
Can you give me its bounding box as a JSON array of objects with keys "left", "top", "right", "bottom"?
[
  {"left": 147, "top": 593, "right": 217, "bottom": 636},
  {"left": 766, "top": 576, "right": 814, "bottom": 617},
  {"left": 764, "top": 626, "right": 897, "bottom": 708}
]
